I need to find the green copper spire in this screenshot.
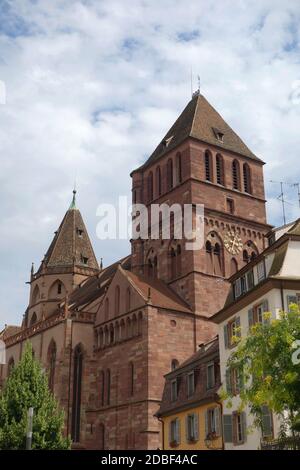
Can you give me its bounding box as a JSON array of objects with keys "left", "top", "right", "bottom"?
[{"left": 69, "top": 189, "right": 77, "bottom": 210}]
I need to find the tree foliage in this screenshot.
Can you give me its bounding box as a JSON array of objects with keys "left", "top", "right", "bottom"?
[
  {"left": 0, "top": 342, "right": 70, "bottom": 449},
  {"left": 225, "top": 305, "right": 300, "bottom": 433}
]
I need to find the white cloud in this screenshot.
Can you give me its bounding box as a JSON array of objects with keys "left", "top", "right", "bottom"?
[{"left": 0, "top": 0, "right": 300, "bottom": 327}]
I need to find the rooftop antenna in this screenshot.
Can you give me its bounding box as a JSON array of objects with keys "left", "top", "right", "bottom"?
[
  {"left": 270, "top": 180, "right": 295, "bottom": 225},
  {"left": 290, "top": 182, "right": 300, "bottom": 209}
]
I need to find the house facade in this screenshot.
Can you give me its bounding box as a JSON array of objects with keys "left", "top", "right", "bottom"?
[
  {"left": 211, "top": 219, "right": 300, "bottom": 449},
  {"left": 0, "top": 91, "right": 271, "bottom": 449},
  {"left": 156, "top": 337, "right": 223, "bottom": 450}
]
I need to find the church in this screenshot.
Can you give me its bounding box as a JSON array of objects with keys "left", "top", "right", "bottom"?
[{"left": 0, "top": 91, "right": 271, "bottom": 449}]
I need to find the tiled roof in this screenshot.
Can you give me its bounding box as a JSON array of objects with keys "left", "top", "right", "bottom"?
[
  {"left": 69, "top": 256, "right": 131, "bottom": 311},
  {"left": 140, "top": 93, "right": 262, "bottom": 170},
  {"left": 156, "top": 337, "right": 220, "bottom": 417},
  {"left": 37, "top": 204, "right": 99, "bottom": 273},
  {"left": 123, "top": 269, "right": 192, "bottom": 313},
  {"left": 0, "top": 325, "right": 21, "bottom": 340}
]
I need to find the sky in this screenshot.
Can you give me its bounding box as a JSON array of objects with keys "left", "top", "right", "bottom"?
[{"left": 0, "top": 0, "right": 300, "bottom": 328}]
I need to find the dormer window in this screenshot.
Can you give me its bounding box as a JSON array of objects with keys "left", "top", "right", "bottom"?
[
  {"left": 81, "top": 255, "right": 89, "bottom": 265},
  {"left": 162, "top": 136, "right": 173, "bottom": 148},
  {"left": 213, "top": 127, "right": 224, "bottom": 142},
  {"left": 77, "top": 228, "right": 84, "bottom": 238}
]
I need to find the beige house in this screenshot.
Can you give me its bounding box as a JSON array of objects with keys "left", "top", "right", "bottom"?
[{"left": 211, "top": 219, "right": 300, "bottom": 449}]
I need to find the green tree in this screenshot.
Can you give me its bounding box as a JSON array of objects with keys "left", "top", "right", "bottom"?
[
  {"left": 0, "top": 342, "right": 70, "bottom": 449},
  {"left": 225, "top": 304, "right": 300, "bottom": 434}
]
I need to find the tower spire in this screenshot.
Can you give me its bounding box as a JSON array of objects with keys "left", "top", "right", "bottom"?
[{"left": 69, "top": 189, "right": 77, "bottom": 210}]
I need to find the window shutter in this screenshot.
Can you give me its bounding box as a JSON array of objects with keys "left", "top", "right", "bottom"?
[
  {"left": 185, "top": 415, "right": 189, "bottom": 441},
  {"left": 261, "top": 406, "right": 273, "bottom": 438},
  {"left": 224, "top": 324, "right": 229, "bottom": 349},
  {"left": 176, "top": 418, "right": 180, "bottom": 444},
  {"left": 169, "top": 421, "right": 172, "bottom": 445},
  {"left": 235, "top": 316, "right": 241, "bottom": 337},
  {"left": 205, "top": 410, "right": 208, "bottom": 437},
  {"left": 215, "top": 407, "right": 221, "bottom": 436},
  {"left": 248, "top": 308, "right": 254, "bottom": 328},
  {"left": 238, "top": 366, "right": 244, "bottom": 392},
  {"left": 287, "top": 295, "right": 298, "bottom": 312},
  {"left": 226, "top": 368, "right": 232, "bottom": 394},
  {"left": 223, "top": 415, "right": 233, "bottom": 443},
  {"left": 241, "top": 412, "right": 247, "bottom": 443},
  {"left": 232, "top": 413, "right": 237, "bottom": 445},
  {"left": 194, "top": 413, "right": 199, "bottom": 440}
]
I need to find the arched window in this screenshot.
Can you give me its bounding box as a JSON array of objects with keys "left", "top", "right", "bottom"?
[
  {"left": 125, "top": 288, "right": 131, "bottom": 312},
  {"left": 32, "top": 285, "right": 40, "bottom": 305},
  {"left": 176, "top": 153, "right": 182, "bottom": 184},
  {"left": 71, "top": 345, "right": 83, "bottom": 442},
  {"left": 147, "top": 258, "right": 153, "bottom": 278},
  {"left": 106, "top": 369, "right": 111, "bottom": 405},
  {"left": 206, "top": 233, "right": 224, "bottom": 276},
  {"left": 120, "top": 319, "right": 126, "bottom": 340},
  {"left": 7, "top": 357, "right": 14, "bottom": 376},
  {"left": 216, "top": 154, "right": 224, "bottom": 185},
  {"left": 128, "top": 362, "right": 134, "bottom": 397},
  {"left": 230, "top": 258, "right": 238, "bottom": 276},
  {"left": 99, "top": 423, "right": 105, "bottom": 450},
  {"left": 109, "top": 324, "right": 114, "bottom": 344},
  {"left": 104, "top": 298, "right": 109, "bottom": 321},
  {"left": 99, "top": 328, "right": 104, "bottom": 348},
  {"left": 156, "top": 166, "right": 162, "bottom": 197},
  {"left": 251, "top": 251, "right": 257, "bottom": 261},
  {"left": 115, "top": 286, "right": 120, "bottom": 316},
  {"left": 47, "top": 340, "right": 56, "bottom": 392},
  {"left": 30, "top": 312, "right": 37, "bottom": 326},
  {"left": 48, "top": 279, "right": 65, "bottom": 299},
  {"left": 126, "top": 317, "right": 132, "bottom": 337},
  {"left": 205, "top": 150, "right": 213, "bottom": 182},
  {"left": 99, "top": 371, "right": 105, "bottom": 407},
  {"left": 132, "top": 314, "right": 138, "bottom": 336},
  {"left": 232, "top": 159, "right": 240, "bottom": 190},
  {"left": 171, "top": 359, "right": 179, "bottom": 371},
  {"left": 167, "top": 159, "right": 173, "bottom": 191},
  {"left": 147, "top": 171, "right": 153, "bottom": 202},
  {"left": 213, "top": 243, "right": 222, "bottom": 276},
  {"left": 170, "top": 247, "right": 176, "bottom": 279},
  {"left": 176, "top": 245, "right": 182, "bottom": 276},
  {"left": 243, "top": 250, "right": 249, "bottom": 264},
  {"left": 243, "top": 163, "right": 251, "bottom": 194},
  {"left": 104, "top": 326, "right": 109, "bottom": 346},
  {"left": 138, "top": 312, "right": 143, "bottom": 335}
]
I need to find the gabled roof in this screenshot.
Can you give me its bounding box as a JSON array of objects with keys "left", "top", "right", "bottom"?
[
  {"left": 37, "top": 192, "right": 99, "bottom": 273},
  {"left": 122, "top": 268, "right": 192, "bottom": 313},
  {"left": 0, "top": 325, "right": 21, "bottom": 340},
  {"left": 139, "top": 92, "right": 262, "bottom": 170}
]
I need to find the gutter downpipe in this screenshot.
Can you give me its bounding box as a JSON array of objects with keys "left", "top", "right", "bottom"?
[{"left": 157, "top": 417, "right": 165, "bottom": 450}]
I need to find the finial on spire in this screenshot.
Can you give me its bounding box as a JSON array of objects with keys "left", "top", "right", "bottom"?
[
  {"left": 100, "top": 258, "right": 103, "bottom": 270},
  {"left": 69, "top": 188, "right": 77, "bottom": 210}
]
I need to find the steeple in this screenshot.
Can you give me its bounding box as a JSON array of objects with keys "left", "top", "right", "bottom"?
[
  {"left": 69, "top": 189, "right": 77, "bottom": 210},
  {"left": 140, "top": 93, "right": 262, "bottom": 170},
  {"left": 35, "top": 191, "right": 99, "bottom": 275}
]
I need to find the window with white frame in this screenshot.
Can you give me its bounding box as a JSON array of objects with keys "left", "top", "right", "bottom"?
[
  {"left": 186, "top": 413, "right": 199, "bottom": 442},
  {"left": 248, "top": 300, "right": 269, "bottom": 327},
  {"left": 170, "top": 418, "right": 180, "bottom": 445},
  {"left": 224, "top": 316, "right": 241, "bottom": 348},
  {"left": 205, "top": 407, "right": 221, "bottom": 437}
]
